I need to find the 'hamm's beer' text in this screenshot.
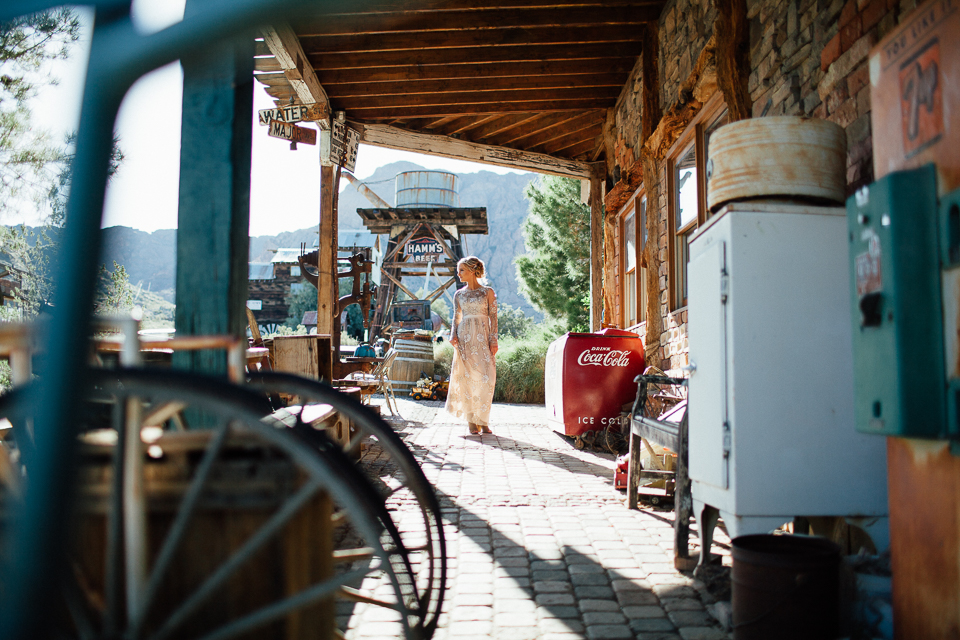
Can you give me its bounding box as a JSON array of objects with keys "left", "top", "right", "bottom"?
[{"left": 577, "top": 348, "right": 631, "bottom": 367}]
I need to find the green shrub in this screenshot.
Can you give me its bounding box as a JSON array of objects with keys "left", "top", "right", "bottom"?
[{"left": 434, "top": 322, "right": 566, "bottom": 404}]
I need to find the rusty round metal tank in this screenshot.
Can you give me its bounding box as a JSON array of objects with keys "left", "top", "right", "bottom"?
[
  {"left": 706, "top": 117, "right": 847, "bottom": 211},
  {"left": 395, "top": 171, "right": 460, "bottom": 208},
  {"left": 731, "top": 534, "right": 841, "bottom": 640}
]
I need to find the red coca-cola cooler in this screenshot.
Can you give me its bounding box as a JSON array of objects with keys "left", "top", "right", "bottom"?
[{"left": 545, "top": 329, "right": 645, "bottom": 437}]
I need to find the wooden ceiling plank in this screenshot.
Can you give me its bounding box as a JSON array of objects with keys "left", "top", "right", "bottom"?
[
  {"left": 483, "top": 111, "right": 592, "bottom": 145},
  {"left": 336, "top": 86, "right": 621, "bottom": 110},
  {"left": 260, "top": 24, "right": 331, "bottom": 123},
  {"left": 351, "top": 98, "right": 611, "bottom": 118},
  {"left": 300, "top": 25, "right": 646, "bottom": 54},
  {"left": 317, "top": 58, "right": 636, "bottom": 84},
  {"left": 309, "top": 42, "right": 643, "bottom": 69},
  {"left": 295, "top": 6, "right": 660, "bottom": 36},
  {"left": 530, "top": 122, "right": 604, "bottom": 154},
  {"left": 499, "top": 110, "right": 605, "bottom": 146},
  {"left": 325, "top": 0, "right": 661, "bottom": 14},
  {"left": 356, "top": 122, "right": 602, "bottom": 178},
  {"left": 467, "top": 111, "right": 578, "bottom": 140},
  {"left": 551, "top": 137, "right": 603, "bottom": 159},
  {"left": 326, "top": 73, "right": 627, "bottom": 98},
  {"left": 456, "top": 114, "right": 534, "bottom": 137}
]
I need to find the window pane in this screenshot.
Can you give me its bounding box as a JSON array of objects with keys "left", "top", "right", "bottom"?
[
  {"left": 676, "top": 146, "right": 698, "bottom": 230},
  {"left": 624, "top": 211, "right": 636, "bottom": 271},
  {"left": 640, "top": 195, "right": 647, "bottom": 247},
  {"left": 625, "top": 269, "right": 636, "bottom": 326}
]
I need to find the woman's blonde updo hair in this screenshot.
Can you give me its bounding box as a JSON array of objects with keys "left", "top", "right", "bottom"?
[{"left": 458, "top": 256, "right": 488, "bottom": 285}]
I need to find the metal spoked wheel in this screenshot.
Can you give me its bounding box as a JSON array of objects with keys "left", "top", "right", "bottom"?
[
  {"left": 245, "top": 371, "right": 447, "bottom": 640},
  {"left": 0, "top": 368, "right": 426, "bottom": 640}
]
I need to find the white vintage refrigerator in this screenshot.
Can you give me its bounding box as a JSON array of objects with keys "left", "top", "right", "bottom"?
[{"left": 687, "top": 201, "right": 888, "bottom": 553}]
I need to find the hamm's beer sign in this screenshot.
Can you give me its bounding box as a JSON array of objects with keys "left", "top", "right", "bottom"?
[{"left": 405, "top": 238, "right": 444, "bottom": 263}]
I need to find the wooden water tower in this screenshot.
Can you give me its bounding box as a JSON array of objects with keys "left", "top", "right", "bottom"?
[{"left": 357, "top": 171, "right": 487, "bottom": 338}]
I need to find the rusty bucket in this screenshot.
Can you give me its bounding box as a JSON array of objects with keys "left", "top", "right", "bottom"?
[{"left": 731, "top": 534, "right": 841, "bottom": 640}]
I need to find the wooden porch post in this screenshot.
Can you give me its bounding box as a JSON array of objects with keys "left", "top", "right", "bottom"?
[
  {"left": 174, "top": 16, "right": 253, "bottom": 376},
  {"left": 317, "top": 164, "right": 336, "bottom": 380},
  {"left": 590, "top": 176, "right": 603, "bottom": 332}
]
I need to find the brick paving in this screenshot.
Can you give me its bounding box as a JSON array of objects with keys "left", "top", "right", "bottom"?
[{"left": 343, "top": 397, "right": 732, "bottom": 640}]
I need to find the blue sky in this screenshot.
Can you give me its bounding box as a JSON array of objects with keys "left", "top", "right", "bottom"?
[{"left": 28, "top": 0, "right": 527, "bottom": 236}]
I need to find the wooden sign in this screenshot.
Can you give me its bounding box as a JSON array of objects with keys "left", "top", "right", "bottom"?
[
  {"left": 405, "top": 237, "right": 444, "bottom": 263},
  {"left": 267, "top": 119, "right": 317, "bottom": 145},
  {"left": 257, "top": 104, "right": 324, "bottom": 126},
  {"left": 329, "top": 119, "right": 360, "bottom": 172}
]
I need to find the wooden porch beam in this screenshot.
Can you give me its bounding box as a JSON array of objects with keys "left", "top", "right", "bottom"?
[
  {"left": 260, "top": 25, "right": 330, "bottom": 124},
  {"left": 357, "top": 122, "right": 602, "bottom": 179},
  {"left": 590, "top": 176, "right": 603, "bottom": 331}
]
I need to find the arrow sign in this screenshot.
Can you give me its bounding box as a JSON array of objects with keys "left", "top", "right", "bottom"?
[
  {"left": 267, "top": 119, "right": 317, "bottom": 145},
  {"left": 258, "top": 104, "right": 325, "bottom": 126}
]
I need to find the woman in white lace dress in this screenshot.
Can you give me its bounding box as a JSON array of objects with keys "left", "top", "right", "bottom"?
[{"left": 445, "top": 256, "right": 498, "bottom": 434}]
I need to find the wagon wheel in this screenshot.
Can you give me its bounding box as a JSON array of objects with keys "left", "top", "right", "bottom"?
[
  {"left": 0, "top": 369, "right": 424, "bottom": 640},
  {"left": 245, "top": 371, "right": 447, "bottom": 640}
]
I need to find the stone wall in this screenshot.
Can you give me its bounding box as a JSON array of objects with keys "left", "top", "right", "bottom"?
[{"left": 605, "top": 0, "right": 919, "bottom": 370}]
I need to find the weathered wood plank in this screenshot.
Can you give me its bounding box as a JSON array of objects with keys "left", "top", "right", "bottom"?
[
  {"left": 260, "top": 23, "right": 330, "bottom": 124},
  {"left": 317, "top": 59, "right": 638, "bottom": 85},
  {"left": 318, "top": 165, "right": 336, "bottom": 337},
  {"left": 322, "top": 0, "right": 663, "bottom": 13},
  {"left": 715, "top": 0, "right": 752, "bottom": 121},
  {"left": 301, "top": 25, "right": 648, "bottom": 54},
  {"left": 489, "top": 111, "right": 602, "bottom": 147},
  {"left": 297, "top": 6, "right": 660, "bottom": 36},
  {"left": 336, "top": 87, "right": 620, "bottom": 110},
  {"left": 640, "top": 23, "right": 660, "bottom": 142},
  {"left": 590, "top": 176, "right": 604, "bottom": 331},
  {"left": 533, "top": 122, "right": 604, "bottom": 155},
  {"left": 348, "top": 98, "right": 613, "bottom": 118},
  {"left": 358, "top": 122, "right": 600, "bottom": 178},
  {"left": 309, "top": 43, "right": 642, "bottom": 69},
  {"left": 327, "top": 74, "right": 626, "bottom": 98}
]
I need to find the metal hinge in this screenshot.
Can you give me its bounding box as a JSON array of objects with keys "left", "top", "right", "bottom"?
[
  {"left": 722, "top": 421, "right": 731, "bottom": 457},
  {"left": 720, "top": 273, "right": 729, "bottom": 305}
]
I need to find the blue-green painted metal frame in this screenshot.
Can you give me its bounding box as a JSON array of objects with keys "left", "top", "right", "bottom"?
[{"left": 0, "top": 2, "right": 343, "bottom": 637}]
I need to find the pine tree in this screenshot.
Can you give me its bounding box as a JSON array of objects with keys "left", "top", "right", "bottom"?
[{"left": 515, "top": 176, "right": 591, "bottom": 330}]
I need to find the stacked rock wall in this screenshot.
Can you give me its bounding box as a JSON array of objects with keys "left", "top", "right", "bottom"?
[{"left": 606, "top": 0, "right": 916, "bottom": 369}]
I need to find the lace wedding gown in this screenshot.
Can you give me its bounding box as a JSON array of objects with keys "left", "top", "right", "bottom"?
[{"left": 444, "top": 285, "right": 498, "bottom": 426}]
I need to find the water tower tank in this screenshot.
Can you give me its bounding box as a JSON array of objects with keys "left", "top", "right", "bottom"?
[{"left": 395, "top": 171, "right": 460, "bottom": 208}]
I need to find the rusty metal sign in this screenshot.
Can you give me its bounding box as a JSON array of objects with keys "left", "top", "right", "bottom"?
[
  {"left": 257, "top": 104, "right": 325, "bottom": 126},
  {"left": 329, "top": 119, "right": 360, "bottom": 172},
  {"left": 267, "top": 119, "right": 317, "bottom": 145}
]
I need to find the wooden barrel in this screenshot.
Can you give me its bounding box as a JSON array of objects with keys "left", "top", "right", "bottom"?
[
  {"left": 706, "top": 116, "right": 847, "bottom": 211},
  {"left": 71, "top": 431, "right": 335, "bottom": 640},
  {"left": 390, "top": 338, "right": 435, "bottom": 396}
]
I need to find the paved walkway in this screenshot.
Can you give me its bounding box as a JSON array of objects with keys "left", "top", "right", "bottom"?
[{"left": 345, "top": 397, "right": 732, "bottom": 640}]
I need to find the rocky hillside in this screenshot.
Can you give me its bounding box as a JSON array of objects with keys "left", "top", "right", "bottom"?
[
  {"left": 251, "top": 161, "right": 542, "bottom": 319},
  {"left": 31, "top": 162, "right": 543, "bottom": 319}
]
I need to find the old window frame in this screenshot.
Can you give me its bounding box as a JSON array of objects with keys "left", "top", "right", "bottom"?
[
  {"left": 667, "top": 93, "right": 728, "bottom": 311},
  {"left": 618, "top": 189, "right": 648, "bottom": 327}
]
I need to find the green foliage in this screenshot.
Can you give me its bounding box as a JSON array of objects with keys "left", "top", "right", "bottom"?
[
  {"left": 268, "top": 324, "right": 308, "bottom": 337},
  {"left": 515, "top": 176, "right": 591, "bottom": 331},
  {"left": 94, "top": 261, "right": 134, "bottom": 316},
  {"left": 284, "top": 285, "right": 315, "bottom": 328},
  {"left": 497, "top": 302, "right": 533, "bottom": 339},
  {"left": 433, "top": 321, "right": 567, "bottom": 404},
  {"left": 0, "top": 9, "right": 81, "bottom": 223},
  {"left": 493, "top": 322, "right": 566, "bottom": 404}
]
